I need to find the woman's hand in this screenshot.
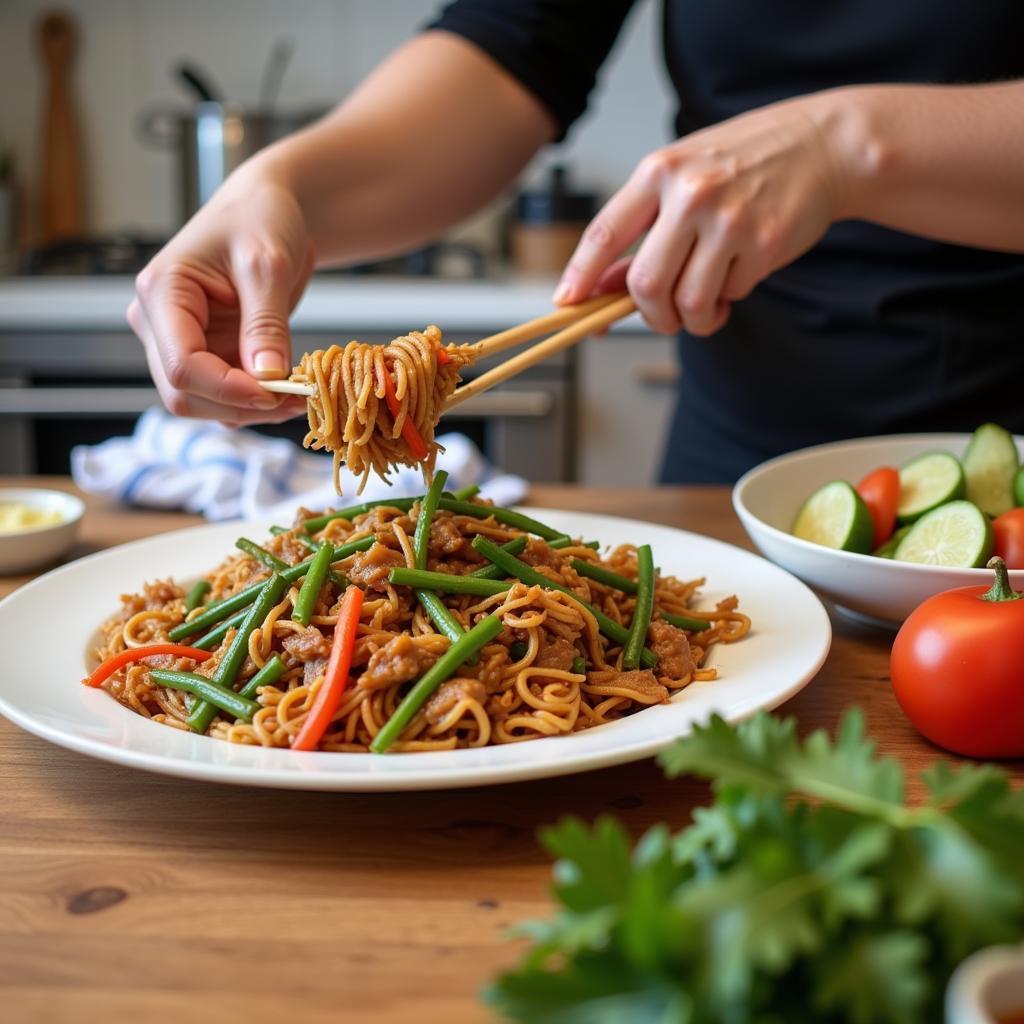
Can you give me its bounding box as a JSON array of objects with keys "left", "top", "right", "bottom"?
[
  {"left": 127, "top": 171, "right": 314, "bottom": 425},
  {"left": 555, "top": 93, "right": 853, "bottom": 336}
]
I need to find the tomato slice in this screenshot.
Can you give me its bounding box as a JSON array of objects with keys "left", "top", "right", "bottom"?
[
  {"left": 992, "top": 507, "right": 1024, "bottom": 569},
  {"left": 857, "top": 466, "right": 900, "bottom": 549}
]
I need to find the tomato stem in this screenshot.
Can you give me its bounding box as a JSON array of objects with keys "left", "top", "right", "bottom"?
[{"left": 981, "top": 556, "right": 1021, "bottom": 603}]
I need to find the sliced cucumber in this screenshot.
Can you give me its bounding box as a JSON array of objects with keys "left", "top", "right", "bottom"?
[
  {"left": 963, "top": 422, "right": 1019, "bottom": 517},
  {"left": 897, "top": 451, "right": 965, "bottom": 523},
  {"left": 873, "top": 524, "right": 911, "bottom": 559},
  {"left": 893, "top": 500, "right": 992, "bottom": 568},
  {"left": 1015, "top": 464, "right": 1024, "bottom": 507},
  {"left": 792, "top": 481, "right": 874, "bottom": 554}
]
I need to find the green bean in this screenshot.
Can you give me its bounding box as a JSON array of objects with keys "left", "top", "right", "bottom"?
[
  {"left": 184, "top": 579, "right": 211, "bottom": 612},
  {"left": 660, "top": 611, "right": 713, "bottom": 633},
  {"left": 193, "top": 608, "right": 246, "bottom": 651},
  {"left": 416, "top": 589, "right": 471, "bottom": 658},
  {"left": 236, "top": 537, "right": 288, "bottom": 572},
  {"left": 549, "top": 537, "right": 599, "bottom": 551},
  {"left": 468, "top": 536, "right": 528, "bottom": 578},
  {"left": 571, "top": 656, "right": 586, "bottom": 675},
  {"left": 186, "top": 573, "right": 289, "bottom": 734},
  {"left": 237, "top": 654, "right": 285, "bottom": 701},
  {"left": 470, "top": 536, "right": 657, "bottom": 670},
  {"left": 149, "top": 670, "right": 259, "bottom": 722},
  {"left": 269, "top": 526, "right": 349, "bottom": 588},
  {"left": 414, "top": 470, "right": 448, "bottom": 571},
  {"left": 168, "top": 537, "right": 373, "bottom": 642},
  {"left": 464, "top": 535, "right": 593, "bottom": 581},
  {"left": 570, "top": 558, "right": 710, "bottom": 632},
  {"left": 370, "top": 614, "right": 502, "bottom": 753},
  {"left": 436, "top": 499, "right": 568, "bottom": 543},
  {"left": 292, "top": 543, "right": 333, "bottom": 627},
  {"left": 623, "top": 545, "right": 654, "bottom": 670},
  {"left": 451, "top": 484, "right": 480, "bottom": 500},
  {"left": 389, "top": 567, "right": 510, "bottom": 597},
  {"left": 572, "top": 558, "right": 638, "bottom": 593},
  {"left": 303, "top": 498, "right": 417, "bottom": 534}
]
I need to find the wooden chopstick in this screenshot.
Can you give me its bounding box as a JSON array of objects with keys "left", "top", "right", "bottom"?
[
  {"left": 258, "top": 378, "right": 316, "bottom": 396},
  {"left": 255, "top": 291, "right": 637, "bottom": 405},
  {"left": 470, "top": 291, "right": 627, "bottom": 359},
  {"left": 445, "top": 293, "right": 636, "bottom": 411}
]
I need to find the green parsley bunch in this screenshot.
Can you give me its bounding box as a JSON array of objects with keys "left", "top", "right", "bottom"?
[{"left": 488, "top": 710, "right": 1024, "bottom": 1023}]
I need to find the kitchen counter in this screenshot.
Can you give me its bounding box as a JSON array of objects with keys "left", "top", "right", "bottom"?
[
  {"left": 0, "top": 275, "right": 648, "bottom": 333},
  {"left": 1, "top": 479, "right": 1010, "bottom": 1023}
]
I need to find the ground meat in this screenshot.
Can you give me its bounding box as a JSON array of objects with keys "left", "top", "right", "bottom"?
[
  {"left": 359, "top": 506, "right": 413, "bottom": 537},
  {"left": 520, "top": 537, "right": 563, "bottom": 571},
  {"left": 647, "top": 620, "right": 694, "bottom": 681},
  {"left": 121, "top": 578, "right": 184, "bottom": 615},
  {"left": 536, "top": 636, "right": 577, "bottom": 673},
  {"left": 357, "top": 634, "right": 435, "bottom": 690},
  {"left": 268, "top": 531, "right": 311, "bottom": 567},
  {"left": 303, "top": 657, "right": 328, "bottom": 688},
  {"left": 423, "top": 678, "right": 487, "bottom": 724},
  {"left": 429, "top": 516, "right": 465, "bottom": 556},
  {"left": 282, "top": 627, "right": 332, "bottom": 662},
  {"left": 596, "top": 669, "right": 669, "bottom": 704},
  {"left": 347, "top": 542, "right": 406, "bottom": 591},
  {"left": 427, "top": 556, "right": 485, "bottom": 575}
]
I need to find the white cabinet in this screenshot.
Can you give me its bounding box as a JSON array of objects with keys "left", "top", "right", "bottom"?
[{"left": 577, "top": 333, "right": 679, "bottom": 486}]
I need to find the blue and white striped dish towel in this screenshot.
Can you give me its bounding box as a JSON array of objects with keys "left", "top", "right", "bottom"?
[{"left": 71, "top": 407, "right": 528, "bottom": 522}]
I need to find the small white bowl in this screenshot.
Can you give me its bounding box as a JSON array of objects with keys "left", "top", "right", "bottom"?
[
  {"left": 946, "top": 944, "right": 1024, "bottom": 1023},
  {"left": 732, "top": 433, "right": 1024, "bottom": 626},
  {"left": 0, "top": 488, "right": 85, "bottom": 575}
]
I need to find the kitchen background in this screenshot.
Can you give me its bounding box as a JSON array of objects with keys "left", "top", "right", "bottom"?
[{"left": 0, "top": 0, "right": 681, "bottom": 485}]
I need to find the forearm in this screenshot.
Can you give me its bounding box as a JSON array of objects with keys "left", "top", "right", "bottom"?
[
  {"left": 247, "top": 32, "right": 554, "bottom": 266},
  {"left": 823, "top": 81, "right": 1024, "bottom": 252}
]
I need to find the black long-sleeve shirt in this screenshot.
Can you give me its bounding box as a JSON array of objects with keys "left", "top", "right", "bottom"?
[{"left": 429, "top": 0, "right": 1024, "bottom": 482}]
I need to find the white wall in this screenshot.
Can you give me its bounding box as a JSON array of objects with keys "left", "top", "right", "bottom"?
[{"left": 0, "top": 0, "right": 675, "bottom": 239}]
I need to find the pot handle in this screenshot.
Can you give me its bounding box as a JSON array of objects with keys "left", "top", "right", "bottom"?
[{"left": 137, "top": 107, "right": 183, "bottom": 148}]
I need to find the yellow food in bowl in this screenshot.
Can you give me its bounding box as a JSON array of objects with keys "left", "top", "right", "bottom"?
[{"left": 0, "top": 501, "right": 65, "bottom": 534}]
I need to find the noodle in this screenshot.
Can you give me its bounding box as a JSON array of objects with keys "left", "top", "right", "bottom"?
[
  {"left": 293, "top": 326, "right": 476, "bottom": 494},
  {"left": 89, "top": 499, "right": 751, "bottom": 753}
]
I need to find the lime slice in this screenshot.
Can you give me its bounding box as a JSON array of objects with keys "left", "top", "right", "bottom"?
[
  {"left": 963, "top": 422, "right": 1019, "bottom": 517},
  {"left": 792, "top": 481, "right": 874, "bottom": 554},
  {"left": 873, "top": 524, "right": 910, "bottom": 559},
  {"left": 897, "top": 452, "right": 965, "bottom": 522},
  {"left": 893, "top": 500, "right": 992, "bottom": 567}
]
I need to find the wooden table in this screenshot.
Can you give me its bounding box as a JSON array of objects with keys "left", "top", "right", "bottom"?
[{"left": 0, "top": 480, "right": 1004, "bottom": 1023}]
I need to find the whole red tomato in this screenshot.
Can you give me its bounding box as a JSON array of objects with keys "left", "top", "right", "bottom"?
[
  {"left": 891, "top": 558, "right": 1024, "bottom": 757},
  {"left": 992, "top": 508, "right": 1024, "bottom": 569}
]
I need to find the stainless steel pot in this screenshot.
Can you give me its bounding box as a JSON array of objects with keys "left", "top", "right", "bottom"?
[{"left": 138, "top": 101, "right": 323, "bottom": 223}]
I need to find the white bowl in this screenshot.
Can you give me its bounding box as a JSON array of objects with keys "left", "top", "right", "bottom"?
[
  {"left": 0, "top": 488, "right": 85, "bottom": 574},
  {"left": 946, "top": 944, "right": 1024, "bottom": 1023},
  {"left": 732, "top": 433, "right": 1024, "bottom": 626}
]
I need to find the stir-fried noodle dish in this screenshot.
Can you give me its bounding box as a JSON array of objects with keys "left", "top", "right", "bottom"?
[
  {"left": 86, "top": 479, "right": 750, "bottom": 754},
  {"left": 293, "top": 326, "right": 476, "bottom": 495}
]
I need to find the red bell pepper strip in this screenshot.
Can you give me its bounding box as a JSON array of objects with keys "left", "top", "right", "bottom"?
[
  {"left": 379, "top": 364, "right": 428, "bottom": 461},
  {"left": 291, "top": 584, "right": 364, "bottom": 751},
  {"left": 83, "top": 644, "right": 213, "bottom": 688}
]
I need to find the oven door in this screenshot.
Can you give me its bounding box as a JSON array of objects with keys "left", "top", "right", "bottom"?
[{"left": 0, "top": 335, "right": 577, "bottom": 479}]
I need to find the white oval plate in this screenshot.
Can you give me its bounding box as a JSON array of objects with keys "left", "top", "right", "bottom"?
[{"left": 0, "top": 509, "right": 830, "bottom": 790}]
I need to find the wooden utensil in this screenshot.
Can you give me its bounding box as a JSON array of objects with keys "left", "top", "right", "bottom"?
[
  {"left": 257, "top": 292, "right": 638, "bottom": 404},
  {"left": 39, "top": 10, "right": 84, "bottom": 244}
]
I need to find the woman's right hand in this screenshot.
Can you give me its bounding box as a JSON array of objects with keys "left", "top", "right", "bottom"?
[{"left": 127, "top": 172, "right": 314, "bottom": 425}]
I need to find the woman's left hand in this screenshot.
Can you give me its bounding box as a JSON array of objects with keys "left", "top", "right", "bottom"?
[{"left": 554, "top": 92, "right": 854, "bottom": 336}]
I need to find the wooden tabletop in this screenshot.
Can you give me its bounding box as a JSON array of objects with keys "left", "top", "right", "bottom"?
[{"left": 0, "top": 479, "right": 1008, "bottom": 1023}]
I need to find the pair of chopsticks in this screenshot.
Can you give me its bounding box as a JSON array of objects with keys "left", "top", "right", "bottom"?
[{"left": 257, "top": 290, "right": 637, "bottom": 410}]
